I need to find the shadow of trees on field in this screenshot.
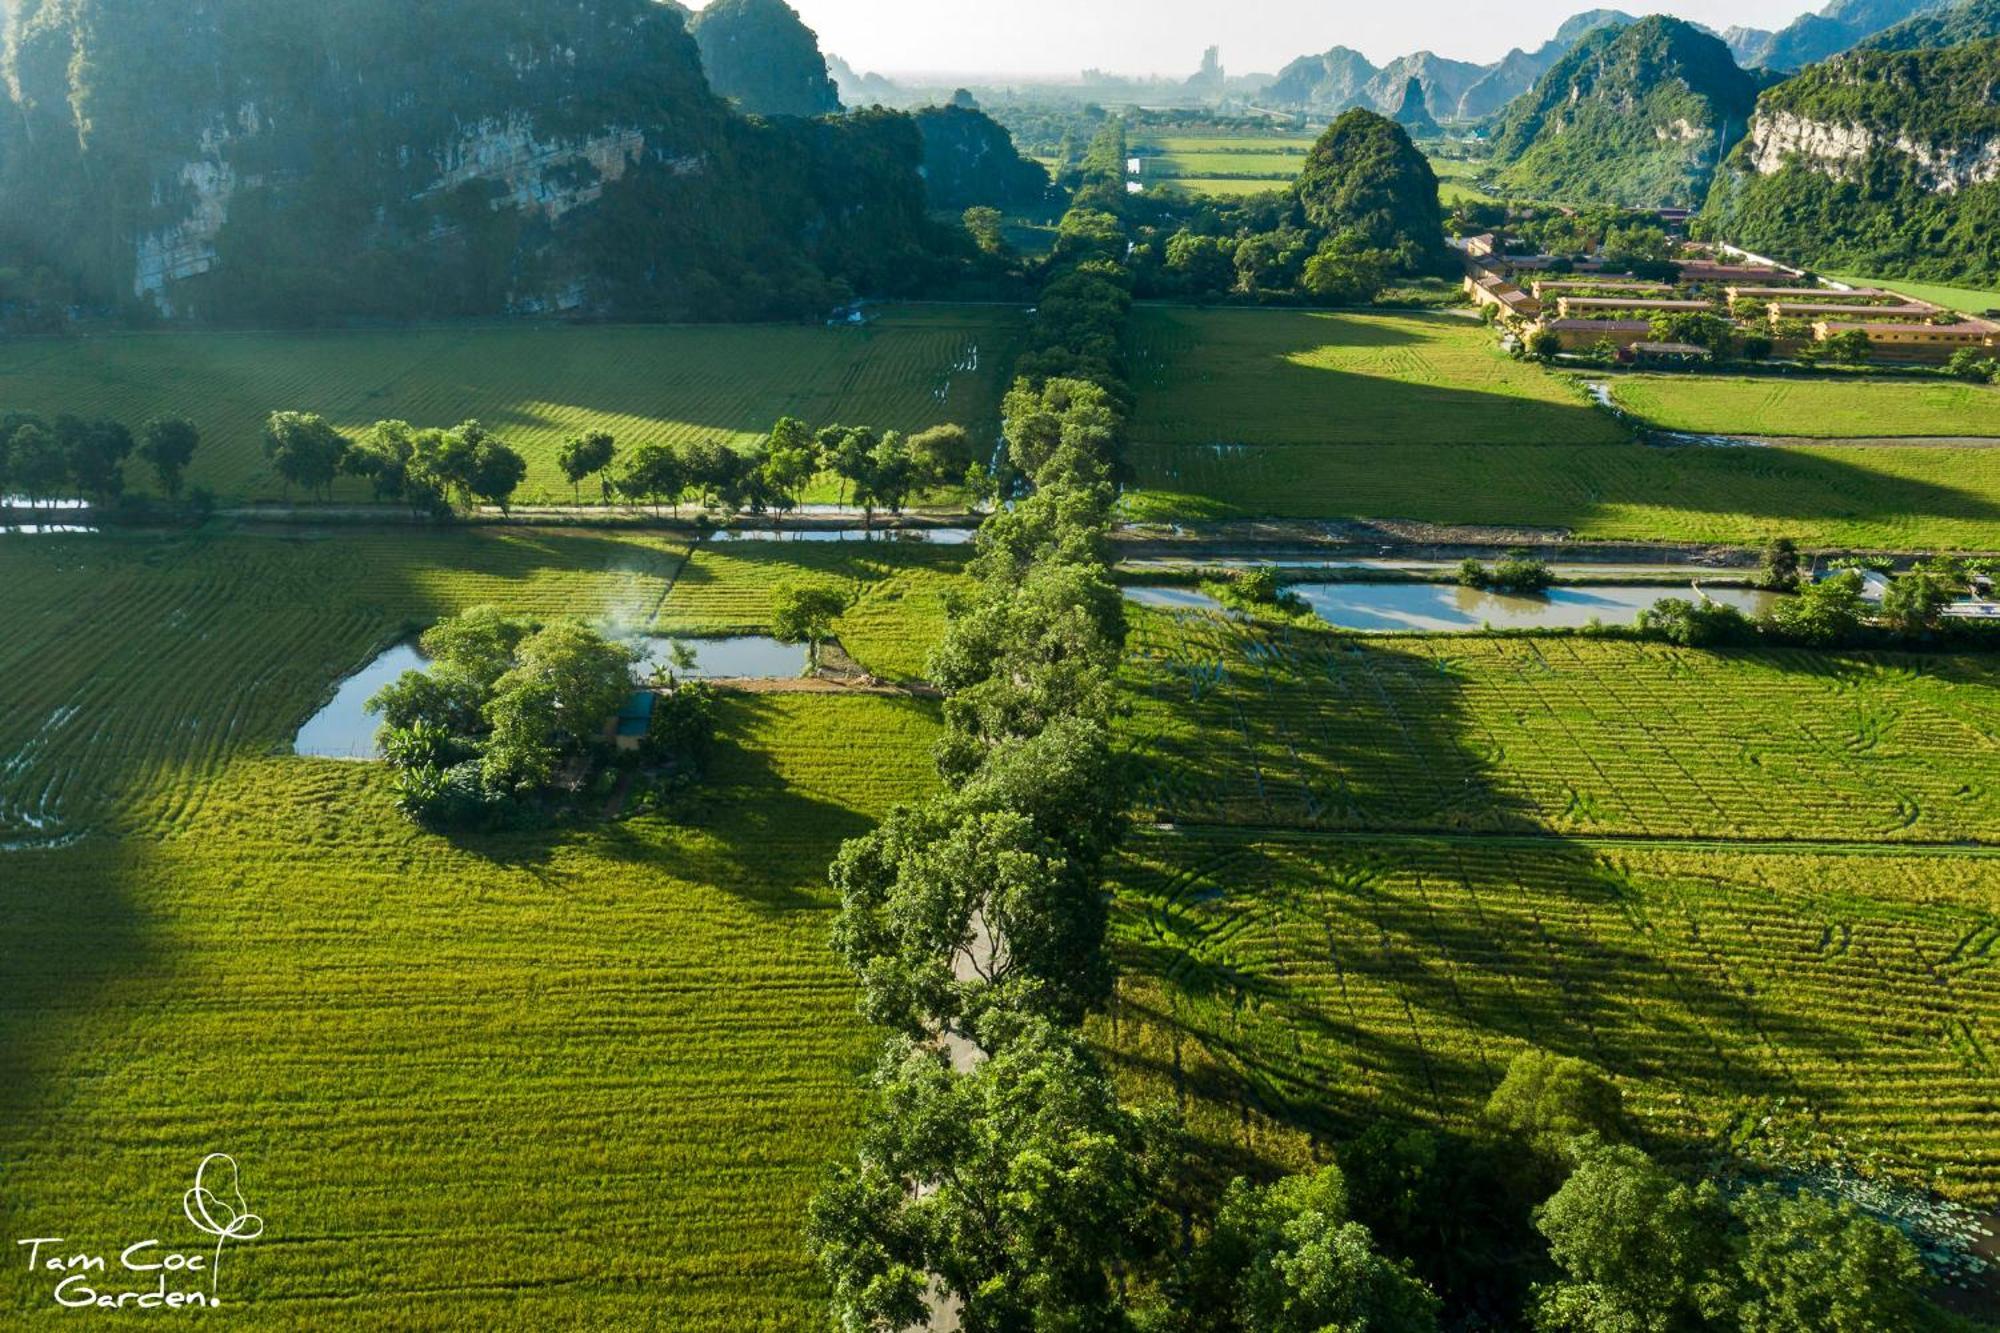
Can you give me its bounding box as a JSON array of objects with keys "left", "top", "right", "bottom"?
[
  {"left": 1125, "top": 307, "right": 2000, "bottom": 537},
  {"left": 1105, "top": 618, "right": 1883, "bottom": 1171}
]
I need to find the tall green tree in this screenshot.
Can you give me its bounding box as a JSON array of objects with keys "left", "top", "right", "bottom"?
[
  {"left": 263, "top": 412, "right": 349, "bottom": 501},
  {"left": 137, "top": 416, "right": 200, "bottom": 500},
  {"left": 557, "top": 431, "right": 617, "bottom": 505},
  {"left": 770, "top": 578, "right": 850, "bottom": 670},
  {"left": 806, "top": 1022, "right": 1173, "bottom": 1333}
]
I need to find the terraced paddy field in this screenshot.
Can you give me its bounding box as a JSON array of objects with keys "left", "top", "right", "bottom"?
[
  {"left": 1123, "top": 611, "right": 2000, "bottom": 844},
  {"left": 1100, "top": 832, "right": 2000, "bottom": 1202},
  {"left": 1124, "top": 306, "right": 2000, "bottom": 545},
  {"left": 0, "top": 305, "right": 1024, "bottom": 504},
  {"left": 1104, "top": 606, "right": 2000, "bottom": 1203},
  {"left": 0, "top": 529, "right": 948, "bottom": 1325},
  {"left": 1608, "top": 374, "right": 2000, "bottom": 440}
]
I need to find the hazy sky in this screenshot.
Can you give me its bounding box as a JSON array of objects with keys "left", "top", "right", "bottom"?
[{"left": 682, "top": 1, "right": 1819, "bottom": 77}]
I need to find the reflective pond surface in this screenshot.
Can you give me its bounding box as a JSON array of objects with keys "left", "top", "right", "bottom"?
[
  {"left": 1291, "top": 583, "right": 1782, "bottom": 632},
  {"left": 294, "top": 643, "right": 427, "bottom": 759},
  {"left": 632, "top": 635, "right": 805, "bottom": 680},
  {"left": 1124, "top": 582, "right": 1784, "bottom": 632},
  {"left": 296, "top": 636, "right": 809, "bottom": 759}
]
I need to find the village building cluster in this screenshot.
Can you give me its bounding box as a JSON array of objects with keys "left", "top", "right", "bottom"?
[{"left": 1456, "top": 232, "right": 2000, "bottom": 367}]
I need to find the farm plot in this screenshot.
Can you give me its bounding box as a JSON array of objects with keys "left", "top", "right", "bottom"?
[
  {"left": 1130, "top": 135, "right": 1313, "bottom": 197},
  {"left": 0, "top": 529, "right": 952, "bottom": 843},
  {"left": 1100, "top": 830, "right": 2000, "bottom": 1203},
  {"left": 0, "top": 305, "right": 1025, "bottom": 503},
  {"left": 0, "top": 529, "right": 947, "bottom": 1326},
  {"left": 1609, "top": 374, "right": 2000, "bottom": 440},
  {"left": 1126, "top": 307, "right": 1624, "bottom": 448},
  {"left": 658, "top": 537, "right": 965, "bottom": 683},
  {"left": 1122, "top": 609, "right": 2000, "bottom": 844},
  {"left": 1127, "top": 432, "right": 2000, "bottom": 550}
]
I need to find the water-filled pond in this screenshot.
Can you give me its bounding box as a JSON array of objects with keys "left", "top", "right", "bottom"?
[
  {"left": 1124, "top": 582, "right": 1784, "bottom": 632},
  {"left": 632, "top": 635, "right": 805, "bottom": 680},
  {"left": 296, "top": 635, "right": 808, "bottom": 759},
  {"left": 294, "top": 643, "right": 427, "bottom": 759},
  {"left": 710, "top": 527, "right": 975, "bottom": 545},
  {"left": 1291, "top": 583, "right": 1782, "bottom": 632},
  {"left": 1123, "top": 586, "right": 1226, "bottom": 612}
]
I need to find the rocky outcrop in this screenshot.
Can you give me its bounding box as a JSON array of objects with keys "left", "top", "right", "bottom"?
[{"left": 1746, "top": 109, "right": 2000, "bottom": 191}]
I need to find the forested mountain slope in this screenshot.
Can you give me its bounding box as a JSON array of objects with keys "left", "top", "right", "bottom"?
[
  {"left": 1491, "top": 16, "right": 1762, "bottom": 207},
  {"left": 688, "top": 0, "right": 842, "bottom": 118},
  {"left": 1704, "top": 37, "right": 2000, "bottom": 285},
  {"left": 1854, "top": 0, "right": 2000, "bottom": 50},
  {"left": 0, "top": 0, "right": 950, "bottom": 324}
]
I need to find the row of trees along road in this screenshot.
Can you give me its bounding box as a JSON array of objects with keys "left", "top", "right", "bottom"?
[
  {"left": 803, "top": 118, "right": 1967, "bottom": 1333},
  {"left": 0, "top": 411, "right": 200, "bottom": 506}
]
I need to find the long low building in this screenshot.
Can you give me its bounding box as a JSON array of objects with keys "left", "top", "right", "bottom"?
[
  {"left": 1679, "top": 261, "right": 1802, "bottom": 285},
  {"left": 1727, "top": 285, "right": 1889, "bottom": 304},
  {"left": 1532, "top": 278, "right": 1676, "bottom": 300},
  {"left": 1814, "top": 319, "right": 2000, "bottom": 363},
  {"left": 1771, "top": 301, "right": 1939, "bottom": 322},
  {"left": 1535, "top": 317, "right": 1654, "bottom": 351},
  {"left": 1558, "top": 296, "right": 1713, "bottom": 318}
]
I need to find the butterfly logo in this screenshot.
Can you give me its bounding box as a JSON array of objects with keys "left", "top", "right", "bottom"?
[{"left": 183, "top": 1154, "right": 265, "bottom": 1301}]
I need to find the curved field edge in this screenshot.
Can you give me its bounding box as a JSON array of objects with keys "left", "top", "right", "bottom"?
[
  {"left": 1097, "top": 828, "right": 2000, "bottom": 1205},
  {"left": 0, "top": 526, "right": 953, "bottom": 1326}
]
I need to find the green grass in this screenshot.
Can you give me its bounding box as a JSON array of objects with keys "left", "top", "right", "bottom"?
[
  {"left": 1127, "top": 306, "right": 1623, "bottom": 449},
  {"left": 0, "top": 528, "right": 950, "bottom": 1325},
  {"left": 1826, "top": 274, "right": 2000, "bottom": 317},
  {"left": 1609, "top": 374, "right": 2000, "bottom": 440},
  {"left": 0, "top": 306, "right": 1025, "bottom": 504},
  {"left": 1123, "top": 306, "right": 2000, "bottom": 545},
  {"left": 1100, "top": 831, "right": 2000, "bottom": 1202},
  {"left": 1103, "top": 609, "right": 2000, "bottom": 1201},
  {"left": 1130, "top": 135, "right": 1313, "bottom": 197},
  {"left": 658, "top": 538, "right": 966, "bottom": 683},
  {"left": 1428, "top": 156, "right": 1497, "bottom": 205},
  {"left": 1123, "top": 612, "right": 2000, "bottom": 845},
  {"left": 1124, "top": 438, "right": 2000, "bottom": 548}
]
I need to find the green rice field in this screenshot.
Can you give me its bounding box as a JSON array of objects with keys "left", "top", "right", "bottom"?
[
  {"left": 1101, "top": 830, "right": 2000, "bottom": 1202},
  {"left": 0, "top": 529, "right": 952, "bottom": 1325},
  {"left": 1127, "top": 306, "right": 1622, "bottom": 448},
  {"left": 1130, "top": 134, "right": 1312, "bottom": 198},
  {"left": 1609, "top": 374, "right": 2000, "bottom": 440},
  {"left": 1827, "top": 274, "right": 2000, "bottom": 317},
  {"left": 0, "top": 305, "right": 1025, "bottom": 504},
  {"left": 1101, "top": 607, "right": 2000, "bottom": 1202},
  {"left": 1123, "top": 306, "right": 2000, "bottom": 545}
]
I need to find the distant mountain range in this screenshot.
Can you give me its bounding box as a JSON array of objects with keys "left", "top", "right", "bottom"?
[
  {"left": 1724, "top": 0, "right": 1944, "bottom": 70},
  {"left": 1263, "top": 10, "right": 1635, "bottom": 121}
]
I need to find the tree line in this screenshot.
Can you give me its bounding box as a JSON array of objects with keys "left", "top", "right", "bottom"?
[
  {"left": 0, "top": 412, "right": 201, "bottom": 507},
  {"left": 802, "top": 120, "right": 1970, "bottom": 1332},
  {"left": 262, "top": 410, "right": 987, "bottom": 521}
]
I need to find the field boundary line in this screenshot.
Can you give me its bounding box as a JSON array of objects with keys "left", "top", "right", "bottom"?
[{"left": 1137, "top": 821, "right": 2000, "bottom": 860}]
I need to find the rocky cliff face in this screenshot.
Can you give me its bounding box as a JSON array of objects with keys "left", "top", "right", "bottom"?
[
  {"left": 0, "top": 0, "right": 942, "bottom": 324},
  {"left": 1703, "top": 38, "right": 2000, "bottom": 285},
  {"left": 1746, "top": 109, "right": 2000, "bottom": 191}
]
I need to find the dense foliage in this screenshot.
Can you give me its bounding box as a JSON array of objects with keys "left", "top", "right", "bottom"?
[
  {"left": 1856, "top": 0, "right": 2000, "bottom": 52},
  {"left": 1295, "top": 110, "right": 1450, "bottom": 273},
  {"left": 0, "top": 0, "right": 961, "bottom": 324},
  {"left": 1492, "top": 16, "right": 1763, "bottom": 207},
  {"left": 1704, "top": 38, "right": 2000, "bottom": 286},
  {"left": 688, "top": 0, "right": 841, "bottom": 118},
  {"left": 1729, "top": 0, "right": 1940, "bottom": 68},
  {"left": 911, "top": 106, "right": 1057, "bottom": 212}
]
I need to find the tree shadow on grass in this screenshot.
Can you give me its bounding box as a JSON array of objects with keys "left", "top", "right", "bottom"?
[{"left": 1104, "top": 623, "right": 1883, "bottom": 1171}]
